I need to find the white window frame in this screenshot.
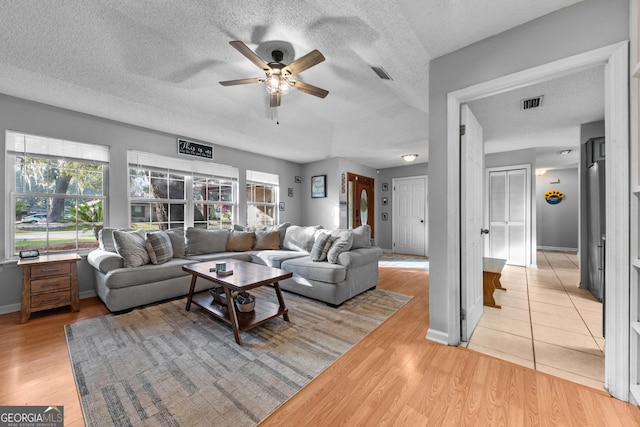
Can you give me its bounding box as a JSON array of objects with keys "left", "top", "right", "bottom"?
[
  {"left": 5, "top": 130, "right": 109, "bottom": 258},
  {"left": 246, "top": 170, "right": 279, "bottom": 228},
  {"left": 127, "top": 151, "right": 238, "bottom": 230}
]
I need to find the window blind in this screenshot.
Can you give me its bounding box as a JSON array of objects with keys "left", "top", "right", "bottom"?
[
  {"left": 6, "top": 130, "right": 110, "bottom": 163},
  {"left": 128, "top": 150, "right": 238, "bottom": 180},
  {"left": 246, "top": 170, "right": 279, "bottom": 185}
]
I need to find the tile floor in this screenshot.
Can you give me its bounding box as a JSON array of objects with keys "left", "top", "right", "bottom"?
[{"left": 464, "top": 251, "right": 605, "bottom": 391}]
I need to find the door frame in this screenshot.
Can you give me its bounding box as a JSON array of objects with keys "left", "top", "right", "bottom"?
[
  {"left": 391, "top": 175, "right": 429, "bottom": 256},
  {"left": 440, "top": 42, "right": 628, "bottom": 400},
  {"left": 484, "top": 164, "right": 532, "bottom": 267}
]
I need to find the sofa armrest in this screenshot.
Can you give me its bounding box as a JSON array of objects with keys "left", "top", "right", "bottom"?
[
  {"left": 337, "top": 246, "right": 382, "bottom": 268},
  {"left": 87, "top": 249, "right": 124, "bottom": 274}
]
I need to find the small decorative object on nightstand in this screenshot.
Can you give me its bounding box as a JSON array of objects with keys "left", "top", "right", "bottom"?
[{"left": 18, "top": 253, "right": 81, "bottom": 323}]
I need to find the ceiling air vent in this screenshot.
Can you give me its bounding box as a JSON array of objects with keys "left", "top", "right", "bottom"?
[
  {"left": 371, "top": 66, "right": 393, "bottom": 81},
  {"left": 521, "top": 95, "right": 544, "bottom": 110}
]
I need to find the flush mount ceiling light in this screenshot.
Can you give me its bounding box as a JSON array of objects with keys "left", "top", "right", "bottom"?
[
  {"left": 559, "top": 149, "right": 572, "bottom": 155},
  {"left": 401, "top": 154, "right": 418, "bottom": 162}
]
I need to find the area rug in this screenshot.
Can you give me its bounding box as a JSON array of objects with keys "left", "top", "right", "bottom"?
[{"left": 66, "top": 287, "right": 410, "bottom": 426}]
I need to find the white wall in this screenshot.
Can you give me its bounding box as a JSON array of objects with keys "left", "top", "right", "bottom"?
[{"left": 427, "top": 0, "right": 630, "bottom": 343}]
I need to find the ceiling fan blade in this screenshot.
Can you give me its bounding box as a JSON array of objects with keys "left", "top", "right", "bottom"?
[
  {"left": 229, "top": 41, "right": 270, "bottom": 71},
  {"left": 219, "top": 78, "right": 263, "bottom": 86},
  {"left": 270, "top": 91, "right": 281, "bottom": 107},
  {"left": 283, "top": 50, "right": 325, "bottom": 76},
  {"left": 290, "top": 79, "right": 329, "bottom": 98}
]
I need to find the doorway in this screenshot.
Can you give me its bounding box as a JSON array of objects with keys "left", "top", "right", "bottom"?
[
  {"left": 486, "top": 166, "right": 530, "bottom": 266},
  {"left": 391, "top": 176, "right": 428, "bottom": 256},
  {"left": 347, "top": 172, "right": 375, "bottom": 237},
  {"left": 445, "top": 42, "right": 628, "bottom": 400}
]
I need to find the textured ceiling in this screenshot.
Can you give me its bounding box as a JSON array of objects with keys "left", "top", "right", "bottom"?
[
  {"left": 469, "top": 65, "right": 604, "bottom": 169},
  {"left": 0, "top": 0, "right": 582, "bottom": 168}
]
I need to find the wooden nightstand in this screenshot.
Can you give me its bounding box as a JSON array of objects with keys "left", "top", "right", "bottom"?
[{"left": 18, "top": 253, "right": 81, "bottom": 323}]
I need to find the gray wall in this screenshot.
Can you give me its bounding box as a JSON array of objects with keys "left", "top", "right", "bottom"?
[
  {"left": 428, "top": 0, "right": 629, "bottom": 343},
  {"left": 0, "top": 93, "right": 306, "bottom": 312},
  {"left": 377, "top": 162, "right": 429, "bottom": 250},
  {"left": 536, "top": 168, "right": 579, "bottom": 249}
]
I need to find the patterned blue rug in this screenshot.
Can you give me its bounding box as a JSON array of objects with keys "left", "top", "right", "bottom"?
[{"left": 66, "top": 287, "right": 410, "bottom": 426}]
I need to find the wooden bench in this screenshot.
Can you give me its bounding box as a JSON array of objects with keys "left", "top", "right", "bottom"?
[{"left": 483, "top": 257, "right": 506, "bottom": 309}]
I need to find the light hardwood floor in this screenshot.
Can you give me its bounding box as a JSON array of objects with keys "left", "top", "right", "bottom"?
[{"left": 2, "top": 267, "right": 640, "bottom": 426}]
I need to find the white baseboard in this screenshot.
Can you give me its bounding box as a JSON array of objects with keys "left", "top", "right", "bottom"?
[
  {"left": 0, "top": 290, "right": 97, "bottom": 315},
  {"left": 426, "top": 328, "right": 450, "bottom": 345}
]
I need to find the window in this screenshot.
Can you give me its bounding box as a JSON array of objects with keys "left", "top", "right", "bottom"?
[
  {"left": 6, "top": 131, "right": 109, "bottom": 256},
  {"left": 128, "top": 151, "right": 238, "bottom": 230},
  {"left": 246, "top": 170, "right": 279, "bottom": 228}
]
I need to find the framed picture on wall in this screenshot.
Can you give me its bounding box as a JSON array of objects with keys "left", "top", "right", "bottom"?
[
  {"left": 288, "top": 187, "right": 294, "bottom": 197},
  {"left": 381, "top": 183, "right": 389, "bottom": 191},
  {"left": 382, "top": 197, "right": 388, "bottom": 205},
  {"left": 311, "top": 175, "right": 327, "bottom": 198},
  {"left": 279, "top": 202, "right": 285, "bottom": 211},
  {"left": 295, "top": 176, "right": 302, "bottom": 183},
  {"left": 382, "top": 212, "right": 388, "bottom": 221}
]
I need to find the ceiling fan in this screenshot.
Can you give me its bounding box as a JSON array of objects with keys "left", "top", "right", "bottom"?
[{"left": 219, "top": 41, "right": 329, "bottom": 107}]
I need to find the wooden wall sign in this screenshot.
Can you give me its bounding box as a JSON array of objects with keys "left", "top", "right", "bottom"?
[{"left": 178, "top": 138, "right": 213, "bottom": 159}]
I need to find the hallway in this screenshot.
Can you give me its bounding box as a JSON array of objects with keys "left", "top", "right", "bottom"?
[{"left": 465, "top": 251, "right": 605, "bottom": 391}]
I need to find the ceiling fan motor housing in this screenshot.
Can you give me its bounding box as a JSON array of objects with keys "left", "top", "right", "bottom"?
[{"left": 271, "top": 50, "right": 284, "bottom": 63}]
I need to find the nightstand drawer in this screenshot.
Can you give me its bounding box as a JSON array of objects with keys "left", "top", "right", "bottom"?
[
  {"left": 31, "top": 262, "right": 71, "bottom": 279},
  {"left": 31, "top": 276, "right": 71, "bottom": 293},
  {"left": 31, "top": 290, "right": 71, "bottom": 310}
]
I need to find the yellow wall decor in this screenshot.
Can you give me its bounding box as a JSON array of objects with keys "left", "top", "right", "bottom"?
[{"left": 544, "top": 189, "right": 565, "bottom": 204}]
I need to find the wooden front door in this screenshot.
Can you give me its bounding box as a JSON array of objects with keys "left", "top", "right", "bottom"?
[{"left": 347, "top": 172, "right": 375, "bottom": 237}]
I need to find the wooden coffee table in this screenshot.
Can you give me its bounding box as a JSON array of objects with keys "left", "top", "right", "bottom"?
[{"left": 183, "top": 259, "right": 293, "bottom": 345}]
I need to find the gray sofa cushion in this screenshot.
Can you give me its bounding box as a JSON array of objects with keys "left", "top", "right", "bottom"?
[
  {"left": 187, "top": 252, "right": 252, "bottom": 263},
  {"left": 185, "top": 227, "right": 229, "bottom": 255},
  {"left": 327, "top": 230, "right": 353, "bottom": 264},
  {"left": 103, "top": 259, "right": 193, "bottom": 290},
  {"left": 87, "top": 249, "right": 124, "bottom": 273},
  {"left": 351, "top": 225, "right": 372, "bottom": 249},
  {"left": 337, "top": 247, "right": 383, "bottom": 268},
  {"left": 251, "top": 250, "right": 307, "bottom": 268},
  {"left": 166, "top": 229, "right": 185, "bottom": 258},
  {"left": 281, "top": 256, "right": 347, "bottom": 283},
  {"left": 282, "top": 225, "right": 322, "bottom": 253},
  {"left": 114, "top": 230, "right": 150, "bottom": 268},
  {"left": 146, "top": 231, "right": 174, "bottom": 265}
]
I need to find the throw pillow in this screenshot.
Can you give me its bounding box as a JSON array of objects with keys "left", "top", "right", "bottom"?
[
  {"left": 282, "top": 225, "right": 322, "bottom": 253},
  {"left": 113, "top": 230, "right": 150, "bottom": 268},
  {"left": 185, "top": 227, "right": 229, "bottom": 256},
  {"left": 253, "top": 230, "right": 281, "bottom": 250},
  {"left": 98, "top": 227, "right": 119, "bottom": 252},
  {"left": 165, "top": 228, "right": 185, "bottom": 258},
  {"left": 327, "top": 230, "right": 353, "bottom": 264},
  {"left": 145, "top": 231, "right": 174, "bottom": 265},
  {"left": 226, "top": 231, "right": 255, "bottom": 251},
  {"left": 351, "top": 224, "right": 372, "bottom": 249},
  {"left": 310, "top": 232, "right": 333, "bottom": 262}
]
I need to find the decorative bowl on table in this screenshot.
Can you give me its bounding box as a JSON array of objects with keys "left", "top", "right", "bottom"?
[{"left": 235, "top": 292, "right": 256, "bottom": 312}]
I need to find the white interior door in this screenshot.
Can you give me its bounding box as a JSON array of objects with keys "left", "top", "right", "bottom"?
[
  {"left": 461, "top": 104, "right": 484, "bottom": 341},
  {"left": 487, "top": 168, "right": 528, "bottom": 266},
  {"left": 392, "top": 176, "right": 427, "bottom": 256}
]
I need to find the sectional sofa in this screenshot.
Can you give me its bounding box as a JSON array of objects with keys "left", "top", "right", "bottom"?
[{"left": 87, "top": 223, "right": 382, "bottom": 312}]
